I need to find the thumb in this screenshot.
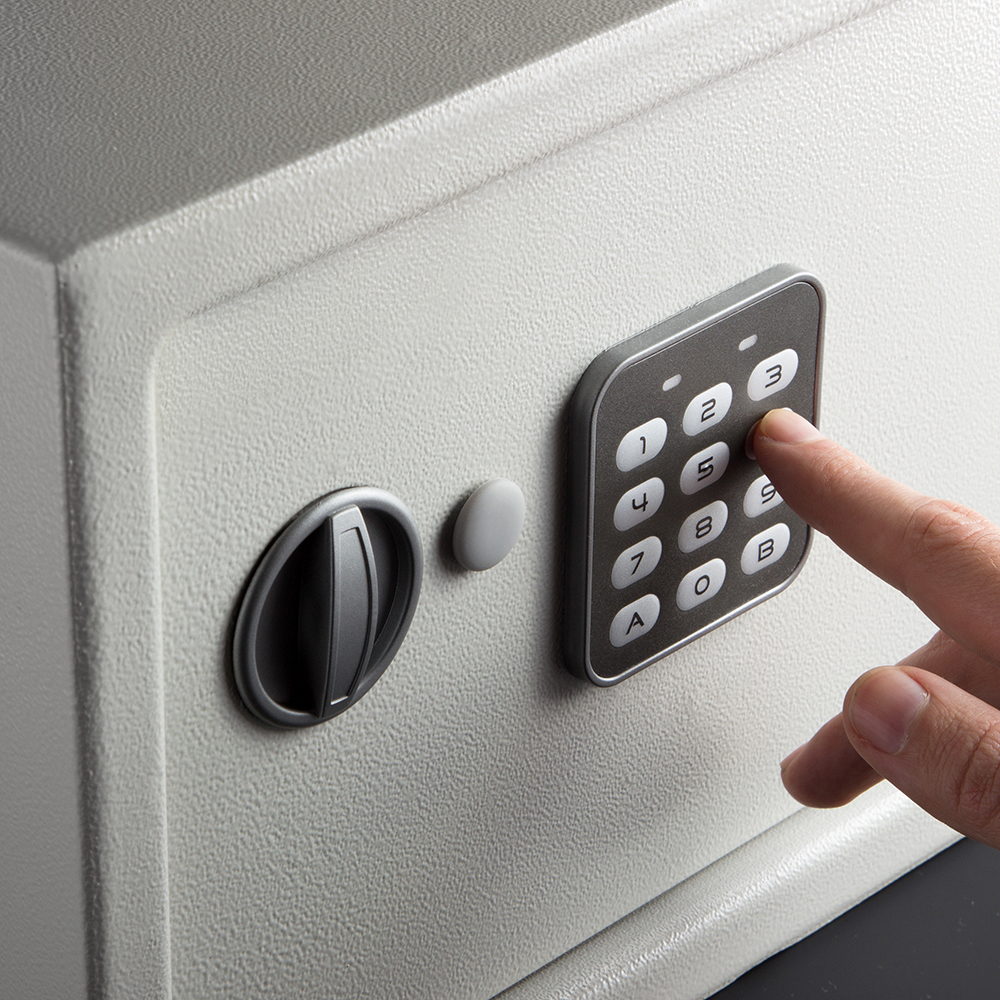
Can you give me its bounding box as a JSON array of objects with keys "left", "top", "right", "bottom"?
[{"left": 843, "top": 666, "right": 1000, "bottom": 848}]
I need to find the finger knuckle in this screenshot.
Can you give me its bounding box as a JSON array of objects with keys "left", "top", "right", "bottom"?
[{"left": 952, "top": 720, "right": 1000, "bottom": 835}]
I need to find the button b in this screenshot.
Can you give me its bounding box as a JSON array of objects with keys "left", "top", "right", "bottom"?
[{"left": 741, "top": 523, "right": 791, "bottom": 574}]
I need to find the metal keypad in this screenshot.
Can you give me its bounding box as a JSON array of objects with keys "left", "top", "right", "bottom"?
[{"left": 564, "top": 265, "right": 824, "bottom": 685}]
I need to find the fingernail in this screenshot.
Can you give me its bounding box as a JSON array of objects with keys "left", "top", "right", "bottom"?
[
  {"left": 780, "top": 744, "right": 805, "bottom": 771},
  {"left": 758, "top": 409, "right": 823, "bottom": 445},
  {"left": 848, "top": 668, "right": 929, "bottom": 755}
]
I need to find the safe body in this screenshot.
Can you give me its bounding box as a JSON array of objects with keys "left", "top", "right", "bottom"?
[{"left": 2, "top": 1, "right": 997, "bottom": 997}]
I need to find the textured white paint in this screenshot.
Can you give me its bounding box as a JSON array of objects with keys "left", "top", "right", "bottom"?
[{"left": 3, "top": 0, "right": 999, "bottom": 997}]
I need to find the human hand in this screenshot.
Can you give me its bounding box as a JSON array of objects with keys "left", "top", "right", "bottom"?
[{"left": 753, "top": 408, "right": 1000, "bottom": 850}]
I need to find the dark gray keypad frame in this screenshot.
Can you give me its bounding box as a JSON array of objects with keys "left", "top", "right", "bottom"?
[{"left": 564, "top": 266, "right": 824, "bottom": 685}]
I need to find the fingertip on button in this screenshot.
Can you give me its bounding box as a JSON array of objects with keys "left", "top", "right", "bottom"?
[
  {"left": 745, "top": 419, "right": 762, "bottom": 460},
  {"left": 453, "top": 478, "right": 526, "bottom": 571}
]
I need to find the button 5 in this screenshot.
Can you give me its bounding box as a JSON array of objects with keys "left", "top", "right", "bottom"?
[{"left": 680, "top": 442, "right": 730, "bottom": 495}]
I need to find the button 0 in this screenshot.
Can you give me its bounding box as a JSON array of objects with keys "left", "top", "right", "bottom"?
[
  {"left": 676, "top": 558, "right": 726, "bottom": 611},
  {"left": 678, "top": 500, "right": 728, "bottom": 553},
  {"left": 611, "top": 535, "right": 662, "bottom": 590},
  {"left": 741, "top": 523, "right": 791, "bottom": 574},
  {"left": 680, "top": 442, "right": 729, "bottom": 495},
  {"left": 747, "top": 349, "right": 799, "bottom": 401},
  {"left": 614, "top": 477, "right": 665, "bottom": 531},
  {"left": 610, "top": 594, "right": 660, "bottom": 647},
  {"left": 743, "top": 475, "right": 783, "bottom": 518},
  {"left": 682, "top": 382, "right": 732, "bottom": 436},
  {"left": 616, "top": 417, "right": 667, "bottom": 473}
]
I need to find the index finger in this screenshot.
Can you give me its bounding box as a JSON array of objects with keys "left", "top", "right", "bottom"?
[{"left": 754, "top": 408, "right": 1000, "bottom": 667}]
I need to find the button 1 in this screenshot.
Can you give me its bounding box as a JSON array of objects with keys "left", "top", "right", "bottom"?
[
  {"left": 678, "top": 500, "right": 728, "bottom": 553},
  {"left": 682, "top": 382, "right": 733, "bottom": 436},
  {"left": 676, "top": 558, "right": 726, "bottom": 611},
  {"left": 747, "top": 349, "right": 799, "bottom": 401},
  {"left": 741, "top": 523, "right": 791, "bottom": 574},
  {"left": 611, "top": 535, "right": 662, "bottom": 590},
  {"left": 610, "top": 594, "right": 660, "bottom": 647},
  {"left": 614, "top": 477, "right": 665, "bottom": 531},
  {"left": 680, "top": 442, "right": 730, "bottom": 495},
  {"left": 743, "top": 475, "right": 783, "bottom": 518},
  {"left": 616, "top": 417, "right": 667, "bottom": 472}
]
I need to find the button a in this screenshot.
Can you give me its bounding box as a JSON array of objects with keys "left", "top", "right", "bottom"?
[{"left": 610, "top": 594, "right": 660, "bottom": 647}]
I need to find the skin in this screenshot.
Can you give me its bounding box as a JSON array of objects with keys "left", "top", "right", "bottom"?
[{"left": 753, "top": 408, "right": 1000, "bottom": 850}]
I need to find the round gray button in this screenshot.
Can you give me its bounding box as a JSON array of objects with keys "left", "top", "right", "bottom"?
[{"left": 453, "top": 478, "right": 526, "bottom": 571}]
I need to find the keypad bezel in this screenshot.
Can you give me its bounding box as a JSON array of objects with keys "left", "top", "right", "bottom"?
[{"left": 564, "top": 265, "right": 824, "bottom": 685}]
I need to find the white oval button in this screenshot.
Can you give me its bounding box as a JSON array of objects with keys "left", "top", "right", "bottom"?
[
  {"left": 676, "top": 558, "right": 726, "bottom": 611},
  {"left": 611, "top": 536, "right": 662, "bottom": 590},
  {"left": 610, "top": 594, "right": 660, "bottom": 647},
  {"left": 679, "top": 442, "right": 730, "bottom": 495},
  {"left": 748, "top": 349, "right": 799, "bottom": 401},
  {"left": 613, "top": 477, "right": 665, "bottom": 531},
  {"left": 743, "top": 475, "right": 784, "bottom": 518},
  {"left": 741, "top": 523, "right": 791, "bottom": 574},
  {"left": 678, "top": 500, "right": 728, "bottom": 553},
  {"left": 682, "top": 382, "right": 733, "bottom": 436},
  {"left": 616, "top": 417, "right": 667, "bottom": 472}
]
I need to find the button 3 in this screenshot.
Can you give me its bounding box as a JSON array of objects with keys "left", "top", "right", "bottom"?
[{"left": 747, "top": 349, "right": 799, "bottom": 401}]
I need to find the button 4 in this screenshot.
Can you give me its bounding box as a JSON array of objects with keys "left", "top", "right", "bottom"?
[{"left": 614, "top": 478, "right": 665, "bottom": 531}]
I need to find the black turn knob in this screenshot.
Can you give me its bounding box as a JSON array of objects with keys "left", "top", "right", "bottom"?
[{"left": 233, "top": 488, "right": 422, "bottom": 727}]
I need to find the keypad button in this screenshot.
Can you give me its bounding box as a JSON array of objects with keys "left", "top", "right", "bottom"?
[
  {"left": 741, "top": 523, "right": 791, "bottom": 575},
  {"left": 682, "top": 382, "right": 733, "bottom": 436},
  {"left": 747, "top": 349, "right": 799, "bottom": 401},
  {"left": 676, "top": 558, "right": 727, "bottom": 611},
  {"left": 679, "top": 442, "right": 730, "bottom": 495},
  {"left": 613, "top": 477, "right": 665, "bottom": 531},
  {"left": 610, "top": 594, "right": 660, "bottom": 647},
  {"left": 611, "top": 536, "right": 662, "bottom": 590},
  {"left": 678, "top": 500, "right": 728, "bottom": 553},
  {"left": 616, "top": 417, "right": 667, "bottom": 472},
  {"left": 743, "top": 475, "right": 783, "bottom": 518}
]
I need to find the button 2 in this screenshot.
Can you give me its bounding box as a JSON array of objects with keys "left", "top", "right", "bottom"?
[
  {"left": 611, "top": 536, "right": 662, "bottom": 589},
  {"left": 682, "top": 382, "right": 732, "bottom": 436},
  {"left": 741, "top": 523, "right": 791, "bottom": 574},
  {"left": 680, "top": 442, "right": 730, "bottom": 495},
  {"left": 610, "top": 594, "right": 660, "bottom": 647},
  {"left": 614, "top": 477, "right": 665, "bottom": 531},
  {"left": 616, "top": 417, "right": 667, "bottom": 472},
  {"left": 748, "top": 349, "right": 799, "bottom": 401},
  {"left": 677, "top": 500, "right": 728, "bottom": 553},
  {"left": 676, "top": 558, "right": 726, "bottom": 611}
]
